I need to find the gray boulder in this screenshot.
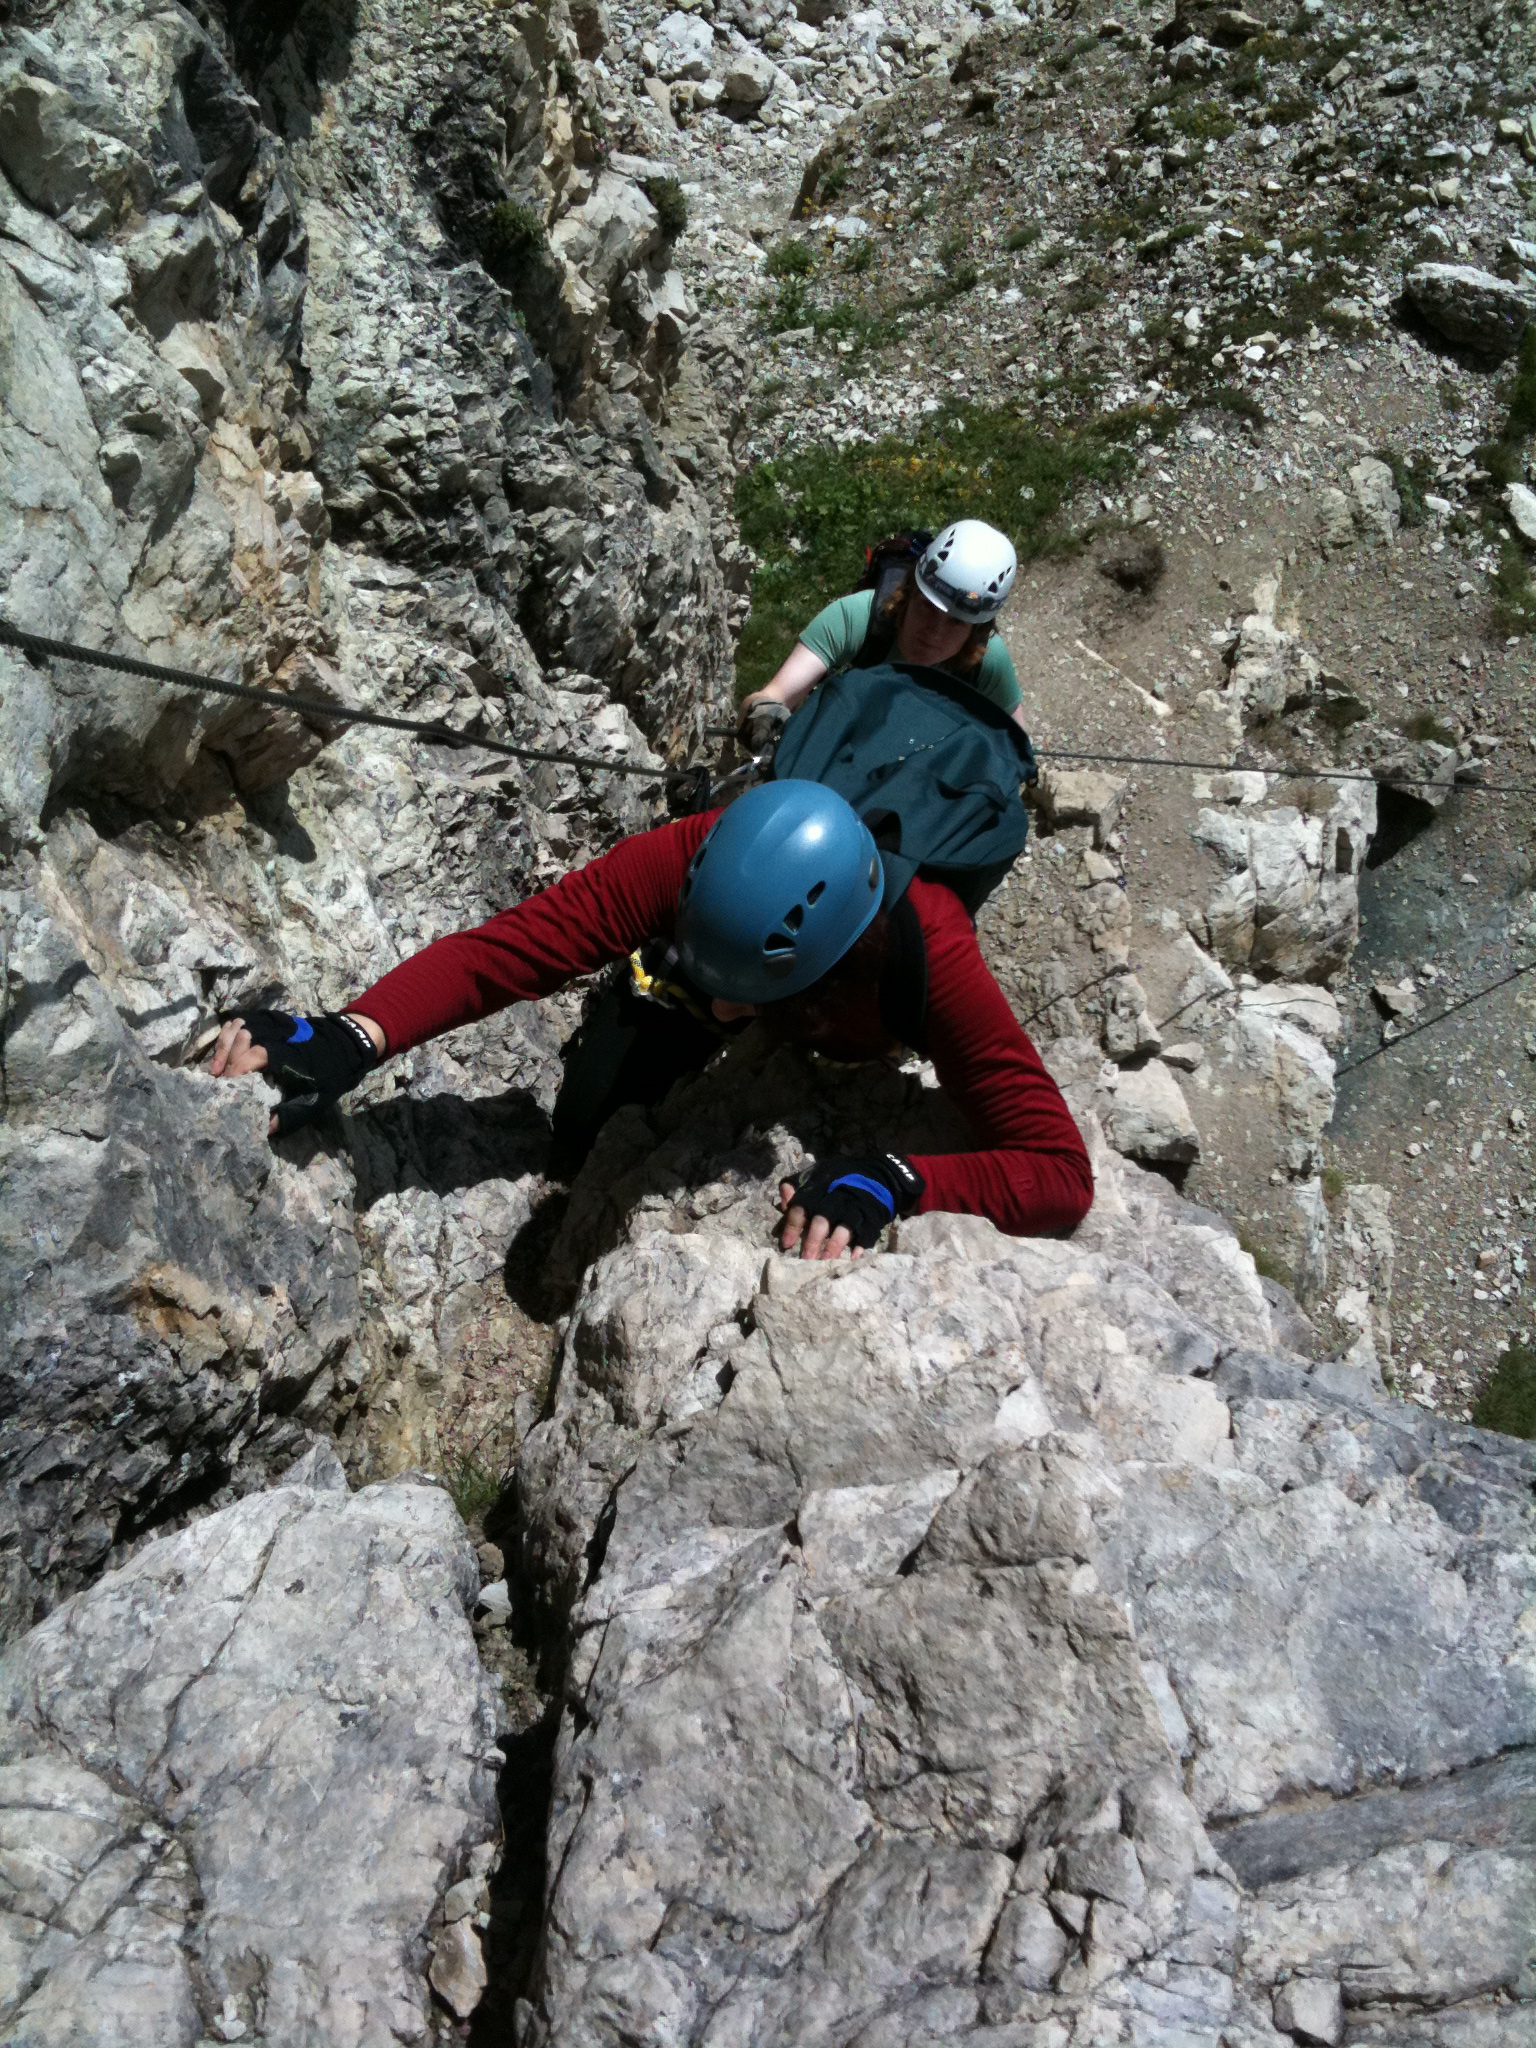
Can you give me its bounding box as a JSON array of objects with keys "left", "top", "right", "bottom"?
[
  {"left": 723, "top": 47, "right": 778, "bottom": 105},
  {"left": 1403, "top": 262, "right": 1534, "bottom": 359},
  {"left": 0, "top": 1471, "right": 500, "bottom": 2044}
]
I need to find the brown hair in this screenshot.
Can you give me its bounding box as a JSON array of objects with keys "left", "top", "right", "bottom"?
[
  {"left": 880, "top": 565, "right": 994, "bottom": 678},
  {"left": 758, "top": 910, "right": 892, "bottom": 1052}
]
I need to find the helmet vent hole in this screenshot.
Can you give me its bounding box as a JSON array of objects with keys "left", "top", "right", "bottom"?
[
  {"left": 784, "top": 904, "right": 805, "bottom": 932},
  {"left": 805, "top": 881, "right": 825, "bottom": 904},
  {"left": 763, "top": 932, "right": 794, "bottom": 956}
]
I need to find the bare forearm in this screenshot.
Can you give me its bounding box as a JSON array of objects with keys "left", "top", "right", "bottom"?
[{"left": 746, "top": 642, "right": 829, "bottom": 715}]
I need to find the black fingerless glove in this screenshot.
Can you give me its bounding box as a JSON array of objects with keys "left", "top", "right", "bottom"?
[
  {"left": 786, "top": 1152, "right": 926, "bottom": 1250},
  {"left": 230, "top": 1010, "right": 380, "bottom": 1138}
]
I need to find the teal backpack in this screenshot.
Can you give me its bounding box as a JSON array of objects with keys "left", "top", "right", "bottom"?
[{"left": 771, "top": 659, "right": 1038, "bottom": 915}]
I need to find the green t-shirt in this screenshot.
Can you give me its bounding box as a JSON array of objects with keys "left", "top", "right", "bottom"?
[{"left": 798, "top": 588, "right": 1022, "bottom": 714}]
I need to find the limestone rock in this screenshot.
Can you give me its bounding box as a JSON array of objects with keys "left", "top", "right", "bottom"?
[
  {"left": 1273, "top": 1975, "right": 1345, "bottom": 2043},
  {"left": 1506, "top": 480, "right": 1536, "bottom": 546},
  {"left": 723, "top": 47, "right": 779, "bottom": 105},
  {"left": 1032, "top": 765, "right": 1128, "bottom": 845},
  {"left": 1349, "top": 456, "right": 1401, "bottom": 544},
  {"left": 1193, "top": 777, "right": 1376, "bottom": 983},
  {"left": 508, "top": 1043, "right": 1536, "bottom": 2046},
  {"left": 655, "top": 9, "right": 715, "bottom": 78},
  {"left": 1100, "top": 1056, "right": 1202, "bottom": 1164},
  {"left": 1404, "top": 262, "right": 1534, "bottom": 359},
  {"left": 0, "top": 1475, "right": 500, "bottom": 2044},
  {"left": 1223, "top": 574, "right": 1321, "bottom": 717},
  {"left": 1315, "top": 485, "right": 1356, "bottom": 554},
  {"left": 0, "top": 891, "right": 360, "bottom": 1632}
]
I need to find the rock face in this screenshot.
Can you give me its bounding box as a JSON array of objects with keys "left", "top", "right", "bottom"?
[
  {"left": 1193, "top": 776, "right": 1376, "bottom": 984},
  {"left": 0, "top": 0, "right": 737, "bottom": 1623},
  {"left": 0, "top": 1464, "right": 500, "bottom": 2045},
  {"left": 512, "top": 1042, "right": 1536, "bottom": 2045}
]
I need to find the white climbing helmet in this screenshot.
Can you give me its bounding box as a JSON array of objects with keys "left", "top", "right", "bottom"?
[{"left": 914, "top": 519, "right": 1018, "bottom": 624}]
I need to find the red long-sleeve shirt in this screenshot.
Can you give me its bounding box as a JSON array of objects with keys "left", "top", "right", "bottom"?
[{"left": 348, "top": 815, "right": 1093, "bottom": 1236}]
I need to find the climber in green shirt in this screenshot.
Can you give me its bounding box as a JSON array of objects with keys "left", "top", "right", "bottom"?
[{"left": 738, "top": 520, "right": 1027, "bottom": 751}]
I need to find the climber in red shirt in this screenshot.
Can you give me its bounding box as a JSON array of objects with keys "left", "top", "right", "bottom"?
[{"left": 207, "top": 781, "right": 1093, "bottom": 1259}]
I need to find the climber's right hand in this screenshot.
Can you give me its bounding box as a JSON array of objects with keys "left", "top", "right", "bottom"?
[
  {"left": 737, "top": 694, "right": 792, "bottom": 757},
  {"left": 209, "top": 1010, "right": 382, "bottom": 1138}
]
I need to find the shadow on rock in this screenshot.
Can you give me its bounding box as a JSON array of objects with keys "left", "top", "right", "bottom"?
[{"left": 348, "top": 1089, "right": 552, "bottom": 1210}]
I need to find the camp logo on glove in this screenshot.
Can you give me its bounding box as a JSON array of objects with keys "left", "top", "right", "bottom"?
[
  {"left": 785, "top": 1151, "right": 925, "bottom": 1251},
  {"left": 223, "top": 1009, "right": 379, "bottom": 1138}
]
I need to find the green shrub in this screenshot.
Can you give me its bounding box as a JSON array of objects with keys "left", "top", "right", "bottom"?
[
  {"left": 1491, "top": 540, "right": 1536, "bottom": 635},
  {"left": 1005, "top": 222, "right": 1042, "bottom": 251},
  {"left": 483, "top": 199, "right": 545, "bottom": 276},
  {"left": 1169, "top": 99, "right": 1237, "bottom": 141},
  {"left": 819, "top": 157, "right": 849, "bottom": 201},
  {"left": 1400, "top": 710, "right": 1458, "bottom": 746},
  {"left": 732, "top": 403, "right": 1140, "bottom": 695},
  {"left": 1264, "top": 91, "right": 1315, "bottom": 124},
  {"left": 1472, "top": 1340, "right": 1536, "bottom": 1439},
  {"left": 844, "top": 238, "right": 875, "bottom": 275},
  {"left": 1193, "top": 385, "right": 1267, "bottom": 425},
  {"left": 1050, "top": 30, "right": 1099, "bottom": 71},
  {"left": 445, "top": 1455, "right": 506, "bottom": 1527},
  {"left": 1377, "top": 446, "right": 1431, "bottom": 528},
  {"left": 767, "top": 236, "right": 815, "bottom": 278},
  {"left": 644, "top": 174, "right": 689, "bottom": 240},
  {"left": 771, "top": 275, "right": 810, "bottom": 330}
]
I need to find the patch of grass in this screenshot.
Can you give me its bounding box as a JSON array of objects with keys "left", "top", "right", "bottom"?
[
  {"left": 732, "top": 403, "right": 1142, "bottom": 696},
  {"left": 483, "top": 198, "right": 545, "bottom": 277},
  {"left": 1320, "top": 1165, "right": 1346, "bottom": 1205},
  {"left": 1437, "top": 376, "right": 1467, "bottom": 415},
  {"left": 1264, "top": 91, "right": 1316, "bottom": 125},
  {"left": 1191, "top": 385, "right": 1268, "bottom": 425},
  {"left": 1050, "top": 30, "right": 1099, "bottom": 71},
  {"left": 819, "top": 157, "right": 849, "bottom": 202},
  {"left": 770, "top": 275, "right": 810, "bottom": 330},
  {"left": 1491, "top": 540, "right": 1536, "bottom": 635},
  {"left": 939, "top": 227, "right": 970, "bottom": 269},
  {"left": 1471, "top": 1340, "right": 1536, "bottom": 1439},
  {"left": 445, "top": 1454, "right": 506, "bottom": 1528},
  {"left": 1377, "top": 446, "right": 1432, "bottom": 529},
  {"left": 1401, "top": 710, "right": 1459, "bottom": 746},
  {"left": 1169, "top": 98, "right": 1237, "bottom": 141},
  {"left": 844, "top": 238, "right": 875, "bottom": 275},
  {"left": 1005, "top": 221, "right": 1042, "bottom": 251},
  {"left": 644, "top": 174, "right": 689, "bottom": 240},
  {"left": 1039, "top": 241, "right": 1071, "bottom": 271},
  {"left": 1478, "top": 438, "right": 1525, "bottom": 487},
  {"left": 1238, "top": 1228, "right": 1295, "bottom": 1289},
  {"left": 767, "top": 236, "right": 815, "bottom": 278}
]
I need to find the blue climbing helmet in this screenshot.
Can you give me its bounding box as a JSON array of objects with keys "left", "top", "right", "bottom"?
[{"left": 674, "top": 780, "right": 883, "bottom": 1005}]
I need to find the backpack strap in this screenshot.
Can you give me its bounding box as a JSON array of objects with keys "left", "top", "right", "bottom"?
[
  {"left": 878, "top": 890, "right": 929, "bottom": 1052},
  {"left": 849, "top": 531, "right": 932, "bottom": 672}
]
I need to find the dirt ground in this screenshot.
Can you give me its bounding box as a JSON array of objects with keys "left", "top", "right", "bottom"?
[{"left": 989, "top": 453, "right": 1534, "bottom": 1417}]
